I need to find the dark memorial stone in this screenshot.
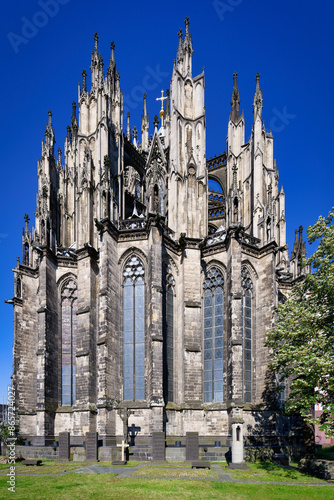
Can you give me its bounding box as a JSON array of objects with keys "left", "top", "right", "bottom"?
[
  {"left": 22, "top": 460, "right": 42, "bottom": 466},
  {"left": 152, "top": 432, "right": 165, "bottom": 461},
  {"left": 192, "top": 461, "right": 211, "bottom": 469},
  {"left": 58, "top": 432, "right": 70, "bottom": 461},
  {"left": 186, "top": 432, "right": 199, "bottom": 461},
  {"left": 86, "top": 432, "right": 98, "bottom": 461}
]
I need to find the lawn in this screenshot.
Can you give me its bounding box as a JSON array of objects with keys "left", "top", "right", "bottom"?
[
  {"left": 0, "top": 474, "right": 333, "bottom": 500},
  {"left": 219, "top": 461, "right": 326, "bottom": 483},
  {"left": 0, "top": 459, "right": 333, "bottom": 499}
]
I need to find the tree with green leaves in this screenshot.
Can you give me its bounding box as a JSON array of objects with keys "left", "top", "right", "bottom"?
[{"left": 266, "top": 208, "right": 334, "bottom": 437}]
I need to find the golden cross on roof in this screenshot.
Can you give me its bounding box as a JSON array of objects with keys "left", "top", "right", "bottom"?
[
  {"left": 156, "top": 90, "right": 167, "bottom": 110},
  {"left": 156, "top": 90, "right": 167, "bottom": 127}
]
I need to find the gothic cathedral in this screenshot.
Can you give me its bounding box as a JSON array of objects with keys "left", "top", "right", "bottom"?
[{"left": 11, "top": 20, "right": 306, "bottom": 459}]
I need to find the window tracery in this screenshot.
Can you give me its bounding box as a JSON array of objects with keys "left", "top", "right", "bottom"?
[
  {"left": 123, "top": 256, "right": 145, "bottom": 401},
  {"left": 61, "top": 279, "right": 77, "bottom": 406},
  {"left": 203, "top": 266, "right": 224, "bottom": 402},
  {"left": 241, "top": 267, "right": 253, "bottom": 403}
]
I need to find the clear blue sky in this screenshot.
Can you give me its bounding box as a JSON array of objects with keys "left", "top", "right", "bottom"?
[{"left": 0, "top": 0, "right": 333, "bottom": 403}]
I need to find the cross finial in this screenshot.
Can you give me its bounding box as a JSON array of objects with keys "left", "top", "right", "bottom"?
[
  {"left": 24, "top": 214, "right": 30, "bottom": 224},
  {"left": 156, "top": 90, "right": 167, "bottom": 110},
  {"left": 178, "top": 28, "right": 183, "bottom": 39},
  {"left": 94, "top": 33, "right": 99, "bottom": 50},
  {"left": 153, "top": 115, "right": 159, "bottom": 130},
  {"left": 110, "top": 41, "right": 115, "bottom": 62},
  {"left": 133, "top": 126, "right": 137, "bottom": 140},
  {"left": 156, "top": 90, "right": 167, "bottom": 127},
  {"left": 185, "top": 17, "right": 190, "bottom": 33},
  {"left": 82, "top": 69, "right": 87, "bottom": 92}
]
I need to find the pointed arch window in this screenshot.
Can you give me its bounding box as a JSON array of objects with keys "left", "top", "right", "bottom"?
[
  {"left": 203, "top": 267, "right": 224, "bottom": 403},
  {"left": 163, "top": 270, "right": 175, "bottom": 402},
  {"left": 241, "top": 268, "right": 253, "bottom": 403},
  {"left": 123, "top": 256, "right": 145, "bottom": 401},
  {"left": 61, "top": 279, "right": 78, "bottom": 406},
  {"left": 24, "top": 244, "right": 29, "bottom": 265}
]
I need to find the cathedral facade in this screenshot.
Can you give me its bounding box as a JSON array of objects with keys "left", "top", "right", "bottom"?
[{"left": 11, "top": 20, "right": 306, "bottom": 458}]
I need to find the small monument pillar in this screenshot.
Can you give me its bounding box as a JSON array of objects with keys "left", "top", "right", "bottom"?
[
  {"left": 231, "top": 422, "right": 243, "bottom": 464},
  {"left": 229, "top": 407, "right": 250, "bottom": 470}
]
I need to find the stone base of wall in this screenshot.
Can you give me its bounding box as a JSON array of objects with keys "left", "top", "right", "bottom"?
[
  {"left": 15, "top": 446, "right": 58, "bottom": 460},
  {"left": 166, "top": 447, "right": 186, "bottom": 462}
]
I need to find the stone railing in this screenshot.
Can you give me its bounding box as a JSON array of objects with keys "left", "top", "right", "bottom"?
[{"left": 118, "top": 218, "right": 147, "bottom": 231}]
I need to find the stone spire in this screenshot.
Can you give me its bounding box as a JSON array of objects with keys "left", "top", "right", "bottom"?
[
  {"left": 108, "top": 41, "right": 116, "bottom": 75},
  {"left": 176, "top": 28, "right": 184, "bottom": 65},
  {"left": 44, "top": 109, "right": 55, "bottom": 154},
  {"left": 71, "top": 101, "right": 78, "bottom": 133},
  {"left": 176, "top": 17, "right": 193, "bottom": 76},
  {"left": 253, "top": 73, "right": 263, "bottom": 119},
  {"left": 90, "top": 32, "right": 103, "bottom": 90},
  {"left": 141, "top": 93, "right": 149, "bottom": 151},
  {"left": 82, "top": 69, "right": 87, "bottom": 93},
  {"left": 126, "top": 112, "right": 131, "bottom": 141},
  {"left": 231, "top": 72, "right": 240, "bottom": 122}
]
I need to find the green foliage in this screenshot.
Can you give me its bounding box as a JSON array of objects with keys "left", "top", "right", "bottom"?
[
  {"left": 0, "top": 423, "right": 12, "bottom": 449},
  {"left": 266, "top": 208, "right": 334, "bottom": 437}
]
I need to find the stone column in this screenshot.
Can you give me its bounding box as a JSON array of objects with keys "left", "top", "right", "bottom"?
[
  {"left": 148, "top": 222, "right": 164, "bottom": 417},
  {"left": 226, "top": 233, "right": 243, "bottom": 404},
  {"left": 75, "top": 246, "right": 98, "bottom": 422}
]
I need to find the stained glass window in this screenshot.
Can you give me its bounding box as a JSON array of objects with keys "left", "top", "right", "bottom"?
[
  {"left": 61, "top": 279, "right": 77, "bottom": 406},
  {"left": 163, "top": 271, "right": 175, "bottom": 402},
  {"left": 203, "top": 267, "right": 224, "bottom": 403},
  {"left": 241, "top": 268, "right": 253, "bottom": 403},
  {"left": 123, "top": 256, "right": 145, "bottom": 401}
]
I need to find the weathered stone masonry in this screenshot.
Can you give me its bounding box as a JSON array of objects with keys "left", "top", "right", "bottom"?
[{"left": 9, "top": 20, "right": 308, "bottom": 458}]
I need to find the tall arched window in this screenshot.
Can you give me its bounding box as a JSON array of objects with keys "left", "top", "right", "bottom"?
[
  {"left": 61, "top": 279, "right": 78, "bottom": 406},
  {"left": 241, "top": 268, "right": 253, "bottom": 403},
  {"left": 123, "top": 256, "right": 145, "bottom": 401},
  {"left": 163, "top": 270, "right": 175, "bottom": 402},
  {"left": 203, "top": 267, "right": 224, "bottom": 403}
]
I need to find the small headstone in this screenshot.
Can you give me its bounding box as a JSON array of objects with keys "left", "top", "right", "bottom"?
[
  {"left": 59, "top": 432, "right": 70, "bottom": 461},
  {"left": 22, "top": 460, "right": 42, "bottom": 466},
  {"left": 186, "top": 432, "right": 199, "bottom": 461},
  {"left": 192, "top": 461, "right": 211, "bottom": 469},
  {"left": 152, "top": 432, "right": 165, "bottom": 461},
  {"left": 85, "top": 432, "right": 98, "bottom": 461},
  {"left": 272, "top": 453, "right": 289, "bottom": 466}
]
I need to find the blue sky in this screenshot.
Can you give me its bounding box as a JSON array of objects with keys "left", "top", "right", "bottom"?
[{"left": 0, "top": 0, "right": 333, "bottom": 403}]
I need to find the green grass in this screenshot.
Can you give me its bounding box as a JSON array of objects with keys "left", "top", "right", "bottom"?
[
  {"left": 0, "top": 474, "right": 333, "bottom": 500},
  {"left": 0, "top": 460, "right": 84, "bottom": 475},
  {"left": 131, "top": 463, "right": 217, "bottom": 479},
  {"left": 220, "top": 462, "right": 326, "bottom": 483},
  {"left": 95, "top": 460, "right": 141, "bottom": 467}
]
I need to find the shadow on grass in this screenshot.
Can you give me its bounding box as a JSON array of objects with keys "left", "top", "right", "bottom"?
[{"left": 255, "top": 461, "right": 316, "bottom": 481}]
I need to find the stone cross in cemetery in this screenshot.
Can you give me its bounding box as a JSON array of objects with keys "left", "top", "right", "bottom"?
[
  {"left": 128, "top": 423, "right": 140, "bottom": 446},
  {"left": 118, "top": 407, "right": 133, "bottom": 443}
]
